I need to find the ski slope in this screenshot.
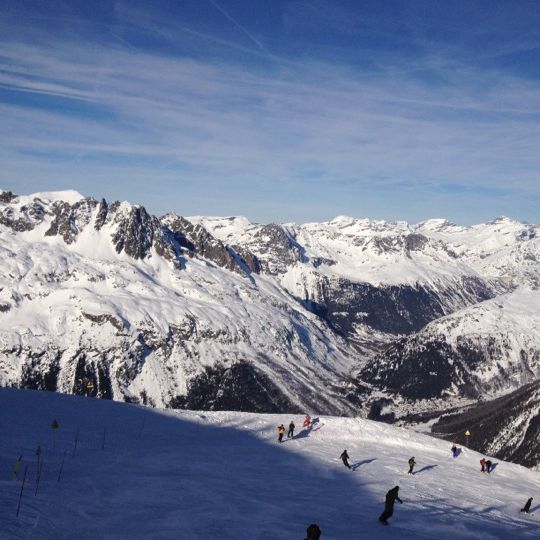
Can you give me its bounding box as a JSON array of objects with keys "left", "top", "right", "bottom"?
[{"left": 1, "top": 388, "right": 539, "bottom": 539}]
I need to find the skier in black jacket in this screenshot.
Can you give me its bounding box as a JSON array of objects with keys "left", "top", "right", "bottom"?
[
  {"left": 408, "top": 456, "right": 416, "bottom": 474},
  {"left": 379, "top": 486, "right": 403, "bottom": 525},
  {"left": 340, "top": 450, "right": 351, "bottom": 469},
  {"left": 287, "top": 421, "right": 295, "bottom": 438},
  {"left": 521, "top": 497, "right": 533, "bottom": 513},
  {"left": 305, "top": 523, "right": 321, "bottom": 539}
]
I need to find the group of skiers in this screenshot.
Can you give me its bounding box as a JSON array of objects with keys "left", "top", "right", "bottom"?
[
  {"left": 277, "top": 415, "right": 312, "bottom": 443},
  {"left": 279, "top": 417, "right": 535, "bottom": 529},
  {"left": 480, "top": 457, "right": 494, "bottom": 473}
]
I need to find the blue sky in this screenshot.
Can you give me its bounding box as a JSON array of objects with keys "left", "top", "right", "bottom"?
[{"left": 1, "top": 0, "right": 539, "bottom": 224}]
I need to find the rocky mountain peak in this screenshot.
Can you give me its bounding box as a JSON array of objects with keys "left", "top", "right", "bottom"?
[
  {"left": 45, "top": 198, "right": 98, "bottom": 244},
  {"left": 111, "top": 204, "right": 159, "bottom": 259}
]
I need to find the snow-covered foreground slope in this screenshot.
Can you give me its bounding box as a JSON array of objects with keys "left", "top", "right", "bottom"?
[{"left": 1, "top": 388, "right": 539, "bottom": 539}]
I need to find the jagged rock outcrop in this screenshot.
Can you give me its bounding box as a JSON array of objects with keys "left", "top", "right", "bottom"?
[
  {"left": 45, "top": 198, "right": 98, "bottom": 243},
  {"left": 163, "top": 215, "right": 259, "bottom": 275},
  {"left": 251, "top": 224, "right": 305, "bottom": 274}
]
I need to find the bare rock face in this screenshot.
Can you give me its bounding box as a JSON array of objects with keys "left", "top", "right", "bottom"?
[
  {"left": 253, "top": 224, "right": 305, "bottom": 274},
  {"left": 94, "top": 198, "right": 109, "bottom": 230},
  {"left": 0, "top": 191, "right": 17, "bottom": 203},
  {"left": 167, "top": 216, "right": 237, "bottom": 269},
  {"left": 112, "top": 205, "right": 159, "bottom": 259},
  {"left": 0, "top": 198, "right": 48, "bottom": 232},
  {"left": 45, "top": 198, "right": 98, "bottom": 243},
  {"left": 163, "top": 215, "right": 260, "bottom": 276},
  {"left": 232, "top": 244, "right": 261, "bottom": 274}
]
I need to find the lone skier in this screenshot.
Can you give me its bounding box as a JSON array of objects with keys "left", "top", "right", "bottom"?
[
  {"left": 85, "top": 379, "right": 94, "bottom": 397},
  {"left": 521, "top": 497, "right": 533, "bottom": 514},
  {"left": 277, "top": 424, "right": 285, "bottom": 443},
  {"left": 480, "top": 458, "right": 486, "bottom": 472},
  {"left": 408, "top": 456, "right": 416, "bottom": 474},
  {"left": 287, "top": 421, "right": 295, "bottom": 438},
  {"left": 305, "top": 523, "right": 322, "bottom": 539},
  {"left": 451, "top": 444, "right": 458, "bottom": 458},
  {"left": 379, "top": 486, "right": 403, "bottom": 525},
  {"left": 340, "top": 450, "right": 351, "bottom": 469}
]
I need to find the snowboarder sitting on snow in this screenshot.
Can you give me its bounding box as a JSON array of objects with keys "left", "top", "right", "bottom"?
[
  {"left": 305, "top": 523, "right": 321, "bottom": 539},
  {"left": 485, "top": 459, "right": 493, "bottom": 473},
  {"left": 303, "top": 415, "right": 311, "bottom": 428},
  {"left": 521, "top": 497, "right": 533, "bottom": 514},
  {"left": 287, "top": 421, "right": 295, "bottom": 438},
  {"left": 379, "top": 486, "right": 403, "bottom": 525},
  {"left": 480, "top": 458, "right": 487, "bottom": 472},
  {"left": 340, "top": 450, "right": 351, "bottom": 470},
  {"left": 277, "top": 424, "right": 285, "bottom": 443},
  {"left": 407, "top": 456, "right": 416, "bottom": 474}
]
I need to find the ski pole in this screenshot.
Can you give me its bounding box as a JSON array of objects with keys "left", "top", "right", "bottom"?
[
  {"left": 72, "top": 428, "right": 79, "bottom": 458},
  {"left": 35, "top": 459, "right": 44, "bottom": 496},
  {"left": 58, "top": 450, "right": 67, "bottom": 482},
  {"left": 16, "top": 466, "right": 28, "bottom": 517}
]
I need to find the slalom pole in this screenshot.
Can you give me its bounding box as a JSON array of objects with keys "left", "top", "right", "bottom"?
[
  {"left": 34, "top": 459, "right": 44, "bottom": 496},
  {"left": 72, "top": 428, "right": 79, "bottom": 458},
  {"left": 35, "top": 446, "right": 42, "bottom": 471},
  {"left": 57, "top": 450, "right": 67, "bottom": 482},
  {"left": 16, "top": 465, "right": 28, "bottom": 517}
]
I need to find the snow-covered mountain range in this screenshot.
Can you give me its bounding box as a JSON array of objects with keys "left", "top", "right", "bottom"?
[{"left": 1, "top": 189, "right": 539, "bottom": 466}]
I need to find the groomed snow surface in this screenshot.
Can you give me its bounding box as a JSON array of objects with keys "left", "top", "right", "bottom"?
[{"left": 1, "top": 389, "right": 539, "bottom": 539}]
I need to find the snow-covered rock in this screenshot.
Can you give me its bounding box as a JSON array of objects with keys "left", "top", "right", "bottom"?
[{"left": 0, "top": 191, "right": 357, "bottom": 415}]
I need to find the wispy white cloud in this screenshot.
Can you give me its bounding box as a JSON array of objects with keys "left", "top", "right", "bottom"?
[{"left": 0, "top": 31, "right": 539, "bottom": 222}]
